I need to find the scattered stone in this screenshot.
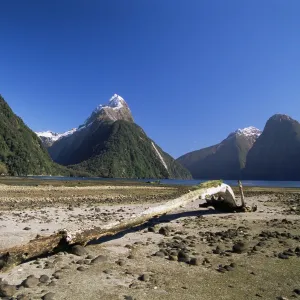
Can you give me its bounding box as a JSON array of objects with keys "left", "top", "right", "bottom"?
[
  {"left": 293, "top": 289, "right": 300, "bottom": 295},
  {"left": 189, "top": 257, "right": 200, "bottom": 266},
  {"left": 91, "top": 255, "right": 108, "bottom": 264},
  {"left": 22, "top": 275, "right": 39, "bottom": 288},
  {"left": 169, "top": 255, "right": 178, "bottom": 261},
  {"left": 232, "top": 241, "right": 249, "bottom": 253},
  {"left": 154, "top": 251, "right": 165, "bottom": 258},
  {"left": 159, "top": 227, "right": 170, "bottom": 236},
  {"left": 71, "top": 245, "right": 87, "bottom": 256},
  {"left": 278, "top": 253, "right": 289, "bottom": 259},
  {"left": 139, "top": 274, "right": 150, "bottom": 282},
  {"left": 178, "top": 251, "right": 190, "bottom": 263},
  {"left": 0, "top": 284, "right": 17, "bottom": 297},
  {"left": 42, "top": 292, "right": 55, "bottom": 300},
  {"left": 39, "top": 275, "right": 50, "bottom": 283}
]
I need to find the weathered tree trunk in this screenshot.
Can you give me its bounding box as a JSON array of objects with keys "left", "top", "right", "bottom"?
[{"left": 0, "top": 181, "right": 235, "bottom": 271}]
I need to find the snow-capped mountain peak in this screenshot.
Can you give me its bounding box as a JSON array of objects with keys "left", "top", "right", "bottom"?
[
  {"left": 36, "top": 128, "right": 77, "bottom": 145},
  {"left": 94, "top": 94, "right": 125, "bottom": 113},
  {"left": 235, "top": 126, "right": 262, "bottom": 137},
  {"left": 227, "top": 126, "right": 261, "bottom": 140},
  {"left": 36, "top": 94, "right": 133, "bottom": 146}
]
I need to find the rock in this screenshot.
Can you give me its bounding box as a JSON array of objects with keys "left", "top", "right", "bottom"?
[
  {"left": 213, "top": 245, "right": 225, "bottom": 254},
  {"left": 169, "top": 255, "right": 178, "bottom": 261},
  {"left": 42, "top": 292, "right": 55, "bottom": 300},
  {"left": 148, "top": 226, "right": 156, "bottom": 233},
  {"left": 39, "top": 275, "right": 50, "bottom": 283},
  {"left": 23, "top": 227, "right": 31, "bottom": 230},
  {"left": 159, "top": 227, "right": 170, "bottom": 236},
  {"left": 189, "top": 257, "right": 200, "bottom": 266},
  {"left": 178, "top": 251, "right": 190, "bottom": 263},
  {"left": 232, "top": 241, "right": 249, "bottom": 253},
  {"left": 22, "top": 275, "right": 39, "bottom": 288},
  {"left": 224, "top": 265, "right": 234, "bottom": 271},
  {"left": 278, "top": 253, "right": 289, "bottom": 259},
  {"left": 77, "top": 266, "right": 85, "bottom": 271},
  {"left": 0, "top": 284, "right": 17, "bottom": 297},
  {"left": 71, "top": 245, "right": 87, "bottom": 256},
  {"left": 294, "top": 289, "right": 300, "bottom": 295},
  {"left": 52, "top": 271, "right": 62, "bottom": 279},
  {"left": 48, "top": 281, "right": 56, "bottom": 287},
  {"left": 154, "top": 251, "right": 165, "bottom": 258},
  {"left": 217, "top": 267, "right": 226, "bottom": 273},
  {"left": 91, "top": 255, "right": 108, "bottom": 264},
  {"left": 139, "top": 274, "right": 150, "bottom": 282}
]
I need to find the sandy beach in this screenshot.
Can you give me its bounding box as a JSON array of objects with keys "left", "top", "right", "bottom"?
[{"left": 0, "top": 179, "right": 299, "bottom": 300}]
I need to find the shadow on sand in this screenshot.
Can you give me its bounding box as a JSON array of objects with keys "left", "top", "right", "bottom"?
[{"left": 88, "top": 208, "right": 227, "bottom": 246}]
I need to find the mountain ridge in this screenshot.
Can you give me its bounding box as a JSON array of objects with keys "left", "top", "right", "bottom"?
[
  {"left": 177, "top": 126, "right": 261, "bottom": 179},
  {"left": 37, "top": 94, "right": 191, "bottom": 179}
]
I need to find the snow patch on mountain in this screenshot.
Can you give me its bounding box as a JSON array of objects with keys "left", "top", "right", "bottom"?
[
  {"left": 36, "top": 128, "right": 77, "bottom": 142},
  {"left": 152, "top": 142, "right": 168, "bottom": 171},
  {"left": 37, "top": 94, "right": 130, "bottom": 144},
  {"left": 228, "top": 126, "right": 261, "bottom": 139},
  {"left": 94, "top": 94, "right": 125, "bottom": 113}
]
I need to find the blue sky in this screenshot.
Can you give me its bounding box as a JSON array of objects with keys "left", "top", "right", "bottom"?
[{"left": 1, "top": 1, "right": 300, "bottom": 158}]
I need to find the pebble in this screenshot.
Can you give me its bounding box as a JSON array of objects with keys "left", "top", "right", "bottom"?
[
  {"left": 232, "top": 241, "right": 249, "bottom": 253},
  {"left": 22, "top": 275, "right": 39, "bottom": 288},
  {"left": 154, "top": 251, "right": 165, "bottom": 258},
  {"left": 71, "top": 245, "right": 87, "bottom": 256},
  {"left": 189, "top": 257, "right": 200, "bottom": 266},
  {"left": 42, "top": 292, "right": 55, "bottom": 300},
  {"left": 139, "top": 274, "right": 150, "bottom": 282},
  {"left": 91, "top": 255, "right": 108, "bottom": 264},
  {"left": 39, "top": 275, "right": 50, "bottom": 283},
  {"left": 0, "top": 283, "right": 17, "bottom": 297},
  {"left": 159, "top": 227, "right": 170, "bottom": 236}
]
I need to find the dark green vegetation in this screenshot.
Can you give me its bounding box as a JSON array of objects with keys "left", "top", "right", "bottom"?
[
  {"left": 244, "top": 114, "right": 300, "bottom": 180},
  {"left": 177, "top": 131, "right": 257, "bottom": 179},
  {"left": 49, "top": 120, "right": 192, "bottom": 179},
  {"left": 0, "top": 95, "right": 70, "bottom": 176}
]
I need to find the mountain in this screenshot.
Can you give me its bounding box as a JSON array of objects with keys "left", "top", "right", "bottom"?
[
  {"left": 243, "top": 114, "right": 300, "bottom": 180},
  {"left": 177, "top": 126, "right": 261, "bottom": 179},
  {"left": 37, "top": 94, "right": 191, "bottom": 179},
  {"left": 36, "top": 129, "right": 77, "bottom": 147},
  {"left": 0, "top": 95, "right": 69, "bottom": 176}
]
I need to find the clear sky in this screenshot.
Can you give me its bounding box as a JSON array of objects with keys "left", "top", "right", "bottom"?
[{"left": 1, "top": 1, "right": 300, "bottom": 158}]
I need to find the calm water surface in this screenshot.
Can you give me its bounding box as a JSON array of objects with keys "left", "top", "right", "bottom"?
[{"left": 28, "top": 176, "right": 300, "bottom": 188}]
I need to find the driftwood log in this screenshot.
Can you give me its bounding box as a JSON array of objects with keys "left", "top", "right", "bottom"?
[{"left": 0, "top": 180, "right": 239, "bottom": 271}]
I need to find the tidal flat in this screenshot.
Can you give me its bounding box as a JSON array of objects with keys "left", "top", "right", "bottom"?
[{"left": 0, "top": 178, "right": 299, "bottom": 300}]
